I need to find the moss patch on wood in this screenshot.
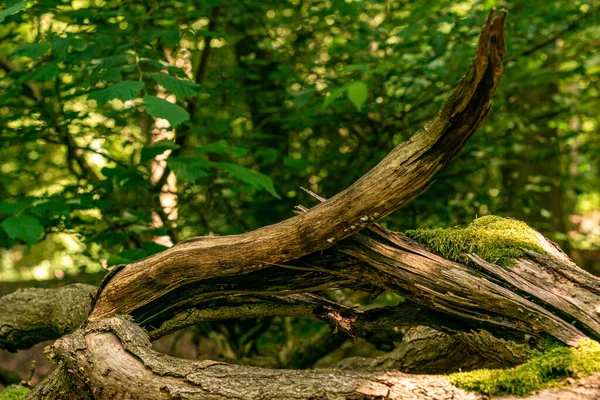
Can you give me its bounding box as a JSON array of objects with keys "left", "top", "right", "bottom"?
[
  {"left": 0, "top": 387, "right": 29, "bottom": 400},
  {"left": 448, "top": 339, "right": 600, "bottom": 396},
  {"left": 405, "top": 215, "right": 545, "bottom": 267}
]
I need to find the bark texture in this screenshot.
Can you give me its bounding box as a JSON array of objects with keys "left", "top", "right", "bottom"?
[
  {"left": 0, "top": 284, "right": 95, "bottom": 351},
  {"left": 25, "top": 316, "right": 600, "bottom": 400},
  {"left": 333, "top": 326, "right": 530, "bottom": 374}
]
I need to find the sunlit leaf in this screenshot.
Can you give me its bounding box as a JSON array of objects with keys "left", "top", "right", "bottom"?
[
  {"left": 88, "top": 80, "right": 145, "bottom": 104},
  {"left": 347, "top": 81, "right": 368, "bottom": 112},
  {"left": 107, "top": 249, "right": 148, "bottom": 266},
  {"left": 0, "top": 1, "right": 27, "bottom": 23},
  {"left": 148, "top": 73, "right": 201, "bottom": 99},
  {"left": 1, "top": 214, "right": 44, "bottom": 244},
  {"left": 168, "top": 157, "right": 211, "bottom": 182},
  {"left": 195, "top": 140, "right": 248, "bottom": 156},
  {"left": 321, "top": 84, "right": 349, "bottom": 110},
  {"left": 141, "top": 140, "right": 180, "bottom": 162},
  {"left": 0, "top": 202, "right": 22, "bottom": 215},
  {"left": 13, "top": 43, "right": 51, "bottom": 59},
  {"left": 143, "top": 96, "right": 190, "bottom": 127},
  {"left": 216, "top": 162, "right": 280, "bottom": 199},
  {"left": 27, "top": 64, "right": 60, "bottom": 82}
]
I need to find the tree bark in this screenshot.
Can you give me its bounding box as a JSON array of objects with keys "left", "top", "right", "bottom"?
[
  {"left": 0, "top": 284, "right": 95, "bottom": 351},
  {"left": 25, "top": 316, "right": 600, "bottom": 400}
]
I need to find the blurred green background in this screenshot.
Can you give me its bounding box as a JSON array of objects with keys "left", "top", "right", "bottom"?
[{"left": 0, "top": 0, "right": 599, "bottom": 280}]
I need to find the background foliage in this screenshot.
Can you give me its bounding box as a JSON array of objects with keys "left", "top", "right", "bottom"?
[{"left": 1, "top": 0, "right": 600, "bottom": 369}]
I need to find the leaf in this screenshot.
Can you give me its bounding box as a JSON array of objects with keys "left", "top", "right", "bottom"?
[
  {"left": 141, "top": 139, "right": 181, "bottom": 162},
  {"left": 96, "top": 65, "right": 135, "bottom": 83},
  {"left": 91, "top": 231, "right": 128, "bottom": 247},
  {"left": 216, "top": 162, "right": 280, "bottom": 199},
  {"left": 347, "top": 81, "right": 368, "bottom": 111},
  {"left": 0, "top": 202, "right": 22, "bottom": 215},
  {"left": 143, "top": 241, "right": 169, "bottom": 255},
  {"left": 138, "top": 58, "right": 187, "bottom": 77},
  {"left": 32, "top": 200, "right": 70, "bottom": 216},
  {"left": 161, "top": 29, "right": 181, "bottom": 45},
  {"left": 0, "top": 1, "right": 27, "bottom": 23},
  {"left": 107, "top": 249, "right": 148, "bottom": 266},
  {"left": 168, "top": 157, "right": 211, "bottom": 182},
  {"left": 283, "top": 157, "right": 311, "bottom": 169},
  {"left": 321, "top": 84, "right": 349, "bottom": 110},
  {"left": 51, "top": 37, "right": 70, "bottom": 55},
  {"left": 148, "top": 73, "right": 201, "bottom": 99},
  {"left": 100, "top": 165, "right": 125, "bottom": 177},
  {"left": 13, "top": 43, "right": 51, "bottom": 59},
  {"left": 88, "top": 80, "right": 145, "bottom": 104},
  {"left": 143, "top": 96, "right": 190, "bottom": 127},
  {"left": 195, "top": 140, "right": 248, "bottom": 156},
  {"left": 1, "top": 214, "right": 44, "bottom": 244},
  {"left": 27, "top": 64, "right": 60, "bottom": 82}
]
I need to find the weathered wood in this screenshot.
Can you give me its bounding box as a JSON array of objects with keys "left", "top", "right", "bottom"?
[
  {"left": 0, "top": 284, "right": 95, "bottom": 351},
  {"left": 333, "top": 326, "right": 530, "bottom": 374},
  {"left": 340, "top": 228, "right": 589, "bottom": 345},
  {"left": 0, "top": 283, "right": 467, "bottom": 352},
  {"left": 89, "top": 9, "right": 507, "bottom": 322},
  {"left": 294, "top": 188, "right": 600, "bottom": 345},
  {"left": 467, "top": 237, "right": 600, "bottom": 338},
  {"left": 25, "top": 316, "right": 600, "bottom": 400}
]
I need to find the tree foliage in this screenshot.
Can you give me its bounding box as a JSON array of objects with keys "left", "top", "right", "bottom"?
[{"left": 1, "top": 0, "right": 599, "bottom": 279}]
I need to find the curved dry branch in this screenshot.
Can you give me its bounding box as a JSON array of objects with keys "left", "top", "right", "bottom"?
[
  {"left": 90, "top": 9, "right": 507, "bottom": 321},
  {"left": 0, "top": 283, "right": 467, "bottom": 352}
]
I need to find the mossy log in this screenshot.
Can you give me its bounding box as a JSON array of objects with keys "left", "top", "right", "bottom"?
[
  {"left": 24, "top": 316, "right": 600, "bottom": 400},
  {"left": 10, "top": 9, "right": 600, "bottom": 399}
]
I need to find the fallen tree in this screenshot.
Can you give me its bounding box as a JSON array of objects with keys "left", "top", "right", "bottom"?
[{"left": 2, "top": 9, "right": 600, "bottom": 399}]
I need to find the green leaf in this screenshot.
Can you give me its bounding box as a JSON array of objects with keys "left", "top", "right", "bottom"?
[
  {"left": 283, "top": 157, "right": 311, "bottom": 169},
  {"left": 32, "top": 200, "right": 70, "bottom": 216},
  {"left": 148, "top": 73, "right": 201, "bottom": 99},
  {"left": 321, "top": 84, "right": 349, "bottom": 110},
  {"left": 216, "top": 162, "right": 280, "bottom": 199},
  {"left": 347, "top": 81, "right": 368, "bottom": 111},
  {"left": 28, "top": 64, "right": 60, "bottom": 82},
  {"left": 107, "top": 249, "right": 148, "bottom": 266},
  {"left": 141, "top": 139, "right": 181, "bottom": 162},
  {"left": 88, "top": 80, "right": 145, "bottom": 104},
  {"left": 0, "top": 202, "right": 22, "bottom": 215},
  {"left": 71, "top": 38, "right": 88, "bottom": 52},
  {"left": 138, "top": 58, "right": 187, "bottom": 77},
  {"left": 1, "top": 214, "right": 44, "bottom": 244},
  {"left": 13, "top": 43, "right": 51, "bottom": 59},
  {"left": 143, "top": 96, "right": 190, "bottom": 127},
  {"left": 195, "top": 140, "right": 248, "bottom": 156},
  {"left": 92, "top": 231, "right": 128, "bottom": 247},
  {"left": 143, "top": 241, "right": 169, "bottom": 255},
  {"left": 0, "top": 1, "right": 27, "bottom": 23},
  {"left": 51, "top": 37, "right": 70, "bottom": 55},
  {"left": 168, "top": 157, "right": 211, "bottom": 182},
  {"left": 161, "top": 29, "right": 181, "bottom": 45}
]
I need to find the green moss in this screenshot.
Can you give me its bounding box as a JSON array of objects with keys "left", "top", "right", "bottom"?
[
  {"left": 0, "top": 387, "right": 29, "bottom": 400},
  {"left": 449, "top": 339, "right": 600, "bottom": 396},
  {"left": 405, "top": 215, "right": 545, "bottom": 267}
]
